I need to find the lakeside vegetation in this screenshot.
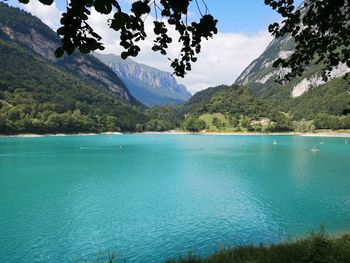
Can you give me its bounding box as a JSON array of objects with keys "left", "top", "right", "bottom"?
[
  {"left": 99, "top": 230, "right": 350, "bottom": 263},
  {"left": 165, "top": 230, "right": 350, "bottom": 263},
  {"left": 2, "top": 75, "right": 350, "bottom": 135},
  {"left": 181, "top": 84, "right": 350, "bottom": 133}
]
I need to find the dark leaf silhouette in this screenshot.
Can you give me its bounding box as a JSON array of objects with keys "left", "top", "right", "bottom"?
[
  {"left": 12, "top": 0, "right": 218, "bottom": 78},
  {"left": 266, "top": 0, "right": 350, "bottom": 81}
]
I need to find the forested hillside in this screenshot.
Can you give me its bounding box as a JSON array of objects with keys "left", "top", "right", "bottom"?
[
  {"left": 0, "top": 3, "right": 190, "bottom": 134},
  {"left": 0, "top": 37, "right": 148, "bottom": 133},
  {"left": 0, "top": 3, "right": 134, "bottom": 101},
  {"left": 180, "top": 31, "right": 350, "bottom": 132},
  {"left": 1, "top": 2, "right": 350, "bottom": 135},
  {"left": 0, "top": 3, "right": 150, "bottom": 134},
  {"left": 181, "top": 82, "right": 350, "bottom": 132}
]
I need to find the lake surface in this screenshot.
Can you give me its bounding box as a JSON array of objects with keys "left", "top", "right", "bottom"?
[{"left": 1, "top": 134, "right": 350, "bottom": 262}]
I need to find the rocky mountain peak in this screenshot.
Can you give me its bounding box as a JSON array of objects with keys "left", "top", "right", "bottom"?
[{"left": 94, "top": 53, "right": 191, "bottom": 107}]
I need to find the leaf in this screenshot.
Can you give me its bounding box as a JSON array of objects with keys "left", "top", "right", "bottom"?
[
  {"left": 346, "top": 60, "right": 350, "bottom": 68},
  {"left": 39, "top": 0, "right": 54, "bottom": 5},
  {"left": 121, "top": 52, "right": 128, "bottom": 59},
  {"left": 131, "top": 1, "right": 151, "bottom": 17},
  {"left": 54, "top": 47, "right": 64, "bottom": 58},
  {"left": 63, "top": 44, "right": 75, "bottom": 55},
  {"left": 110, "top": 12, "right": 129, "bottom": 31},
  {"left": 79, "top": 45, "right": 90, "bottom": 54},
  {"left": 94, "top": 0, "right": 112, "bottom": 14},
  {"left": 56, "top": 27, "right": 66, "bottom": 36}
]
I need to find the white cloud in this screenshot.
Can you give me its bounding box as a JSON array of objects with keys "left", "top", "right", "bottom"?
[
  {"left": 89, "top": 12, "right": 273, "bottom": 93},
  {"left": 21, "top": 1, "right": 62, "bottom": 30},
  {"left": 17, "top": 5, "right": 273, "bottom": 94},
  {"left": 178, "top": 31, "right": 272, "bottom": 93}
]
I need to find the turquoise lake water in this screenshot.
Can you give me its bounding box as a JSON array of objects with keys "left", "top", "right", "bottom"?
[{"left": 0, "top": 134, "right": 350, "bottom": 262}]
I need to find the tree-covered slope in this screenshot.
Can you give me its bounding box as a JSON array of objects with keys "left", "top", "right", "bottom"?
[
  {"left": 0, "top": 38, "right": 147, "bottom": 134},
  {"left": 180, "top": 86, "right": 224, "bottom": 114},
  {"left": 181, "top": 81, "right": 350, "bottom": 132},
  {"left": 94, "top": 53, "right": 191, "bottom": 107},
  {"left": 0, "top": 2, "right": 136, "bottom": 102},
  {"left": 0, "top": 3, "right": 149, "bottom": 134},
  {"left": 179, "top": 27, "right": 350, "bottom": 132},
  {"left": 181, "top": 85, "right": 292, "bottom": 132}
]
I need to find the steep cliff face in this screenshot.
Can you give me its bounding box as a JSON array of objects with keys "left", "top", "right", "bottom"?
[
  {"left": 0, "top": 3, "right": 135, "bottom": 103},
  {"left": 94, "top": 53, "right": 191, "bottom": 107},
  {"left": 235, "top": 35, "right": 349, "bottom": 99}
]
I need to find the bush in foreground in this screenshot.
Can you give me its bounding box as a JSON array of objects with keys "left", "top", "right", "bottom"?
[{"left": 164, "top": 231, "right": 350, "bottom": 263}]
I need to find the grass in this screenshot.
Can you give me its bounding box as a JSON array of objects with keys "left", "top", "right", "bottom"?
[
  {"left": 198, "top": 113, "right": 234, "bottom": 131},
  {"left": 316, "top": 129, "right": 350, "bottom": 134},
  {"left": 102, "top": 230, "right": 350, "bottom": 263},
  {"left": 164, "top": 230, "right": 350, "bottom": 263}
]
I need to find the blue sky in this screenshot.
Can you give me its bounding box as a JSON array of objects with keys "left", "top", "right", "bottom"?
[
  {"left": 199, "top": 0, "right": 280, "bottom": 33},
  {"left": 8, "top": 0, "right": 286, "bottom": 33},
  {"left": 7, "top": 0, "right": 301, "bottom": 92},
  {"left": 54, "top": 0, "right": 278, "bottom": 30}
]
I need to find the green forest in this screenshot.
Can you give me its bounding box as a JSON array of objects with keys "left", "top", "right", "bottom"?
[
  {"left": 0, "top": 39, "right": 148, "bottom": 134},
  {"left": 180, "top": 83, "right": 350, "bottom": 133},
  {"left": 1, "top": 44, "right": 350, "bottom": 135},
  {"left": 2, "top": 61, "right": 350, "bottom": 134},
  {"left": 166, "top": 231, "right": 350, "bottom": 263},
  {"left": 1, "top": 2, "right": 350, "bottom": 135}
]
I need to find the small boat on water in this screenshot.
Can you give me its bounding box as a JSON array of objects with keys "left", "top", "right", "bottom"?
[
  {"left": 310, "top": 146, "right": 320, "bottom": 152},
  {"left": 273, "top": 139, "right": 277, "bottom": 145}
]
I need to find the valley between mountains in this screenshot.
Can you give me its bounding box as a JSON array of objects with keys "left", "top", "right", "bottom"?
[{"left": 1, "top": 3, "right": 350, "bottom": 136}]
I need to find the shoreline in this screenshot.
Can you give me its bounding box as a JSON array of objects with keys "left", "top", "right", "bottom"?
[
  {"left": 0, "top": 132, "right": 123, "bottom": 138},
  {"left": 1, "top": 130, "right": 350, "bottom": 138},
  {"left": 201, "top": 131, "right": 350, "bottom": 138}
]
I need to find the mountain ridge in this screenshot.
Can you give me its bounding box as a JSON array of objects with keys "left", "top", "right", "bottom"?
[
  {"left": 0, "top": 3, "right": 150, "bottom": 134},
  {"left": 235, "top": 34, "right": 350, "bottom": 100},
  {"left": 0, "top": 2, "right": 137, "bottom": 103},
  {"left": 180, "top": 32, "right": 350, "bottom": 132},
  {"left": 94, "top": 53, "right": 191, "bottom": 107}
]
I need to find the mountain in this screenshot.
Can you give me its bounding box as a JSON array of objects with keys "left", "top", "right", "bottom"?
[
  {"left": 235, "top": 35, "right": 350, "bottom": 100},
  {"left": 94, "top": 53, "right": 191, "bottom": 107},
  {"left": 234, "top": 33, "right": 350, "bottom": 119},
  {"left": 179, "top": 85, "right": 224, "bottom": 114},
  {"left": 181, "top": 35, "right": 350, "bottom": 132},
  {"left": 0, "top": 2, "right": 138, "bottom": 102},
  {"left": 0, "top": 3, "right": 148, "bottom": 134}
]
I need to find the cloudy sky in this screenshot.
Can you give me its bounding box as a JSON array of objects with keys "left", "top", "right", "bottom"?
[{"left": 7, "top": 0, "right": 288, "bottom": 93}]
